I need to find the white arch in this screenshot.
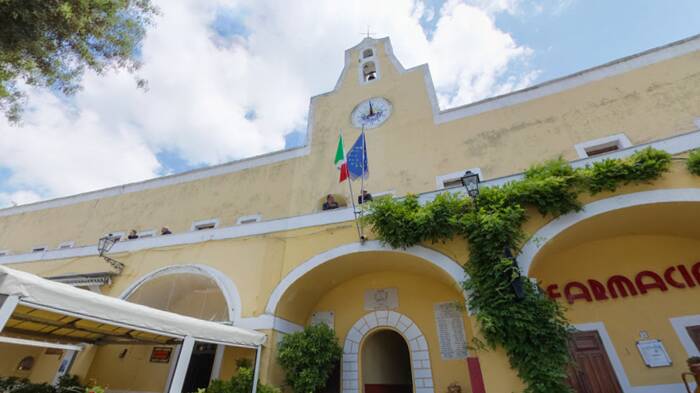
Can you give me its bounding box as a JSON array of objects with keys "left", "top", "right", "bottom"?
[
  {"left": 264, "top": 240, "right": 465, "bottom": 315},
  {"left": 519, "top": 188, "right": 700, "bottom": 275},
  {"left": 119, "top": 264, "right": 242, "bottom": 323},
  {"left": 342, "top": 310, "right": 435, "bottom": 393}
]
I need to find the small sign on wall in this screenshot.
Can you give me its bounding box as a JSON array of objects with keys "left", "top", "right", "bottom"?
[
  {"left": 311, "top": 311, "right": 335, "bottom": 329},
  {"left": 364, "top": 288, "right": 398, "bottom": 310},
  {"left": 636, "top": 339, "right": 672, "bottom": 368},
  {"left": 150, "top": 347, "right": 172, "bottom": 363}
]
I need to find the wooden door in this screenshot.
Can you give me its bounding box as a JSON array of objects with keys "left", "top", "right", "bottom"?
[
  {"left": 687, "top": 325, "right": 700, "bottom": 351},
  {"left": 566, "top": 331, "right": 623, "bottom": 393}
]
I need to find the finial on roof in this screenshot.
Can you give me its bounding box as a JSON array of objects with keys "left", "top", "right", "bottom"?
[{"left": 360, "top": 25, "right": 375, "bottom": 39}]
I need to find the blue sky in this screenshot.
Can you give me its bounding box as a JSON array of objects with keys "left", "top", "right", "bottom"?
[
  {"left": 1, "top": 0, "right": 699, "bottom": 207},
  {"left": 492, "top": 0, "right": 700, "bottom": 82}
]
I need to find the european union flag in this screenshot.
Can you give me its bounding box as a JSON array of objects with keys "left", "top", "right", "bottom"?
[{"left": 346, "top": 132, "right": 368, "bottom": 180}]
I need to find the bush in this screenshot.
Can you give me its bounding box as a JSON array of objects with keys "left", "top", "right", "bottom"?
[
  {"left": 206, "top": 367, "right": 279, "bottom": 393},
  {"left": 687, "top": 149, "right": 700, "bottom": 176},
  {"left": 0, "top": 375, "right": 84, "bottom": 393},
  {"left": 277, "top": 324, "right": 342, "bottom": 393}
]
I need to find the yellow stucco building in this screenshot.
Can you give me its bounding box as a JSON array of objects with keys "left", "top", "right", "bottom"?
[{"left": 1, "top": 34, "right": 700, "bottom": 393}]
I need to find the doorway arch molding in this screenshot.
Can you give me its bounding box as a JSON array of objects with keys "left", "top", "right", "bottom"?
[
  {"left": 342, "top": 310, "right": 434, "bottom": 393},
  {"left": 265, "top": 240, "right": 466, "bottom": 315},
  {"left": 118, "top": 264, "right": 242, "bottom": 323},
  {"left": 519, "top": 188, "right": 700, "bottom": 276}
]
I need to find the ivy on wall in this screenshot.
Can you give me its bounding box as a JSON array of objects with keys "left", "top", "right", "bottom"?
[{"left": 364, "top": 147, "right": 672, "bottom": 393}]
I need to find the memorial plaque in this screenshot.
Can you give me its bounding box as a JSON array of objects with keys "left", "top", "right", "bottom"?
[
  {"left": 364, "top": 288, "right": 398, "bottom": 310},
  {"left": 311, "top": 311, "right": 334, "bottom": 329},
  {"left": 636, "top": 339, "right": 672, "bottom": 368},
  {"left": 434, "top": 301, "right": 468, "bottom": 360}
]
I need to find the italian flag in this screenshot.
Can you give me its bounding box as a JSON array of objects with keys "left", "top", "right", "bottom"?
[{"left": 335, "top": 134, "right": 349, "bottom": 183}]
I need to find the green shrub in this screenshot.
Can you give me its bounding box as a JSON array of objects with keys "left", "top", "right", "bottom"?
[
  {"left": 277, "top": 324, "right": 342, "bottom": 393},
  {"left": 206, "top": 366, "right": 279, "bottom": 393},
  {"left": 0, "top": 375, "right": 84, "bottom": 393},
  {"left": 206, "top": 366, "right": 280, "bottom": 393},
  {"left": 688, "top": 149, "right": 700, "bottom": 176}
]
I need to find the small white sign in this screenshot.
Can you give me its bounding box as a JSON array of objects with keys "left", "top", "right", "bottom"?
[
  {"left": 636, "top": 339, "right": 672, "bottom": 368},
  {"left": 364, "top": 288, "right": 398, "bottom": 310},
  {"left": 310, "top": 311, "right": 334, "bottom": 329},
  {"left": 434, "top": 302, "right": 468, "bottom": 360}
]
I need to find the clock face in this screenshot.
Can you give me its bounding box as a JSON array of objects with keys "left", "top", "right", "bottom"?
[{"left": 351, "top": 97, "right": 392, "bottom": 129}]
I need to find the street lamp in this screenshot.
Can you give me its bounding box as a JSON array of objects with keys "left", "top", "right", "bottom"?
[
  {"left": 97, "top": 234, "right": 125, "bottom": 273},
  {"left": 460, "top": 170, "right": 480, "bottom": 200}
]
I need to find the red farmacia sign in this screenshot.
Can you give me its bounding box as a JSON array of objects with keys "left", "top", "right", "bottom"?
[{"left": 545, "top": 261, "right": 700, "bottom": 304}]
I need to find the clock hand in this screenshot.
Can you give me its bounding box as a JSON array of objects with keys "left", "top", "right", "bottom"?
[{"left": 368, "top": 100, "right": 374, "bottom": 117}]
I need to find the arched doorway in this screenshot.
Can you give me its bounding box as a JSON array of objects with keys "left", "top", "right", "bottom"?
[
  {"left": 265, "top": 242, "right": 466, "bottom": 392},
  {"left": 362, "top": 329, "right": 412, "bottom": 393},
  {"left": 521, "top": 192, "right": 700, "bottom": 393},
  {"left": 119, "top": 264, "right": 241, "bottom": 322},
  {"left": 110, "top": 265, "right": 248, "bottom": 393}
]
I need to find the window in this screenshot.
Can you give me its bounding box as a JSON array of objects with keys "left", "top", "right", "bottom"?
[
  {"left": 104, "top": 232, "right": 125, "bottom": 242},
  {"left": 574, "top": 134, "right": 632, "bottom": 158},
  {"left": 137, "top": 230, "right": 156, "bottom": 238},
  {"left": 362, "top": 48, "right": 374, "bottom": 59},
  {"left": 58, "top": 241, "right": 75, "bottom": 249},
  {"left": 17, "top": 356, "right": 35, "bottom": 371},
  {"left": 436, "top": 168, "right": 483, "bottom": 190},
  {"left": 688, "top": 325, "right": 700, "bottom": 351},
  {"left": 191, "top": 219, "right": 219, "bottom": 231},
  {"left": 237, "top": 214, "right": 261, "bottom": 224},
  {"left": 362, "top": 62, "right": 377, "bottom": 82},
  {"left": 31, "top": 246, "right": 47, "bottom": 253}
]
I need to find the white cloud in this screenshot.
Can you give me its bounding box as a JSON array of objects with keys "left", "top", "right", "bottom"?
[
  {"left": 0, "top": 190, "right": 42, "bottom": 207},
  {"left": 0, "top": 0, "right": 537, "bottom": 206}
]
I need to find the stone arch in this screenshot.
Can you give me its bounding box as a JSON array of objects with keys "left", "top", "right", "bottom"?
[
  {"left": 118, "top": 264, "right": 242, "bottom": 323},
  {"left": 519, "top": 188, "right": 700, "bottom": 275},
  {"left": 343, "top": 310, "right": 434, "bottom": 393},
  {"left": 264, "top": 240, "right": 465, "bottom": 315}
]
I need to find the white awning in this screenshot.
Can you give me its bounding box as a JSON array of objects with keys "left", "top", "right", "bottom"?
[{"left": 0, "top": 266, "right": 265, "bottom": 347}]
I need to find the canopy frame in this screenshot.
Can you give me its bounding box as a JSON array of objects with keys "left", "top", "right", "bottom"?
[{"left": 0, "top": 267, "right": 266, "bottom": 393}]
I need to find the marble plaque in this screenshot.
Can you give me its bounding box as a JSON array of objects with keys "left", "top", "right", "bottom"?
[
  {"left": 434, "top": 301, "right": 468, "bottom": 360},
  {"left": 310, "top": 311, "right": 335, "bottom": 329},
  {"left": 364, "top": 288, "right": 398, "bottom": 310}
]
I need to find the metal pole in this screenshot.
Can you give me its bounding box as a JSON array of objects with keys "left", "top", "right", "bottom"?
[
  {"left": 52, "top": 349, "right": 77, "bottom": 386},
  {"left": 0, "top": 294, "right": 19, "bottom": 332},
  {"left": 251, "top": 345, "right": 262, "bottom": 393},
  {"left": 359, "top": 126, "right": 367, "bottom": 239},
  {"left": 341, "top": 129, "right": 362, "bottom": 241},
  {"left": 210, "top": 344, "right": 225, "bottom": 383},
  {"left": 168, "top": 336, "right": 195, "bottom": 393}
]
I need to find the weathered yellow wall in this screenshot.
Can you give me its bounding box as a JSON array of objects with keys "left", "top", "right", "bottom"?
[
  {"left": 86, "top": 345, "right": 172, "bottom": 392},
  {"left": 0, "top": 343, "right": 42, "bottom": 379},
  {"left": 218, "top": 346, "right": 255, "bottom": 381},
  {"left": 28, "top": 351, "right": 62, "bottom": 384},
  {"left": 533, "top": 234, "right": 700, "bottom": 387},
  {"left": 0, "top": 38, "right": 698, "bottom": 253}
]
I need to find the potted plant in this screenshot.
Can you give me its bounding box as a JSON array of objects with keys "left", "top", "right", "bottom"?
[
  {"left": 689, "top": 356, "right": 700, "bottom": 373},
  {"left": 684, "top": 357, "right": 700, "bottom": 393}
]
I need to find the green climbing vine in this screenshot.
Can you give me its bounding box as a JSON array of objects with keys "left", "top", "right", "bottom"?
[
  {"left": 687, "top": 149, "right": 700, "bottom": 176},
  {"left": 364, "top": 147, "right": 672, "bottom": 393}
]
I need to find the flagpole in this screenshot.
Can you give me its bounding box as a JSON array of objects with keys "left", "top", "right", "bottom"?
[
  {"left": 359, "top": 125, "right": 366, "bottom": 240},
  {"left": 340, "top": 129, "right": 362, "bottom": 241}
]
